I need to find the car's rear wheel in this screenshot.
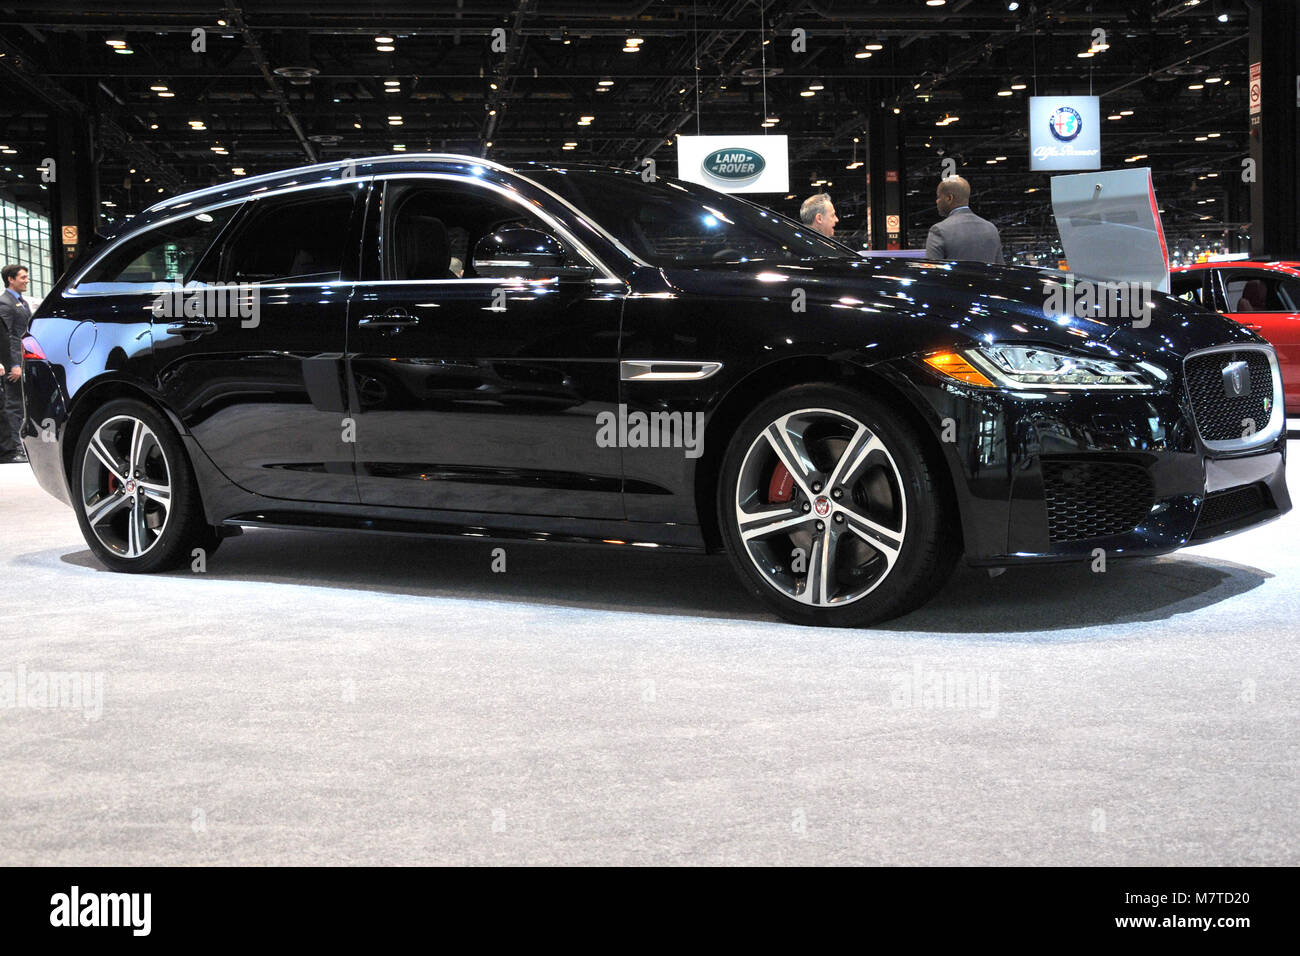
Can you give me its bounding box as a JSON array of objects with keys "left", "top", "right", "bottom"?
[
  {"left": 72, "top": 398, "right": 219, "bottom": 573},
  {"left": 717, "top": 384, "right": 959, "bottom": 627}
]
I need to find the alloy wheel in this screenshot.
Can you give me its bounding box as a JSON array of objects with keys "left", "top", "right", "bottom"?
[
  {"left": 734, "top": 407, "right": 907, "bottom": 607},
  {"left": 79, "top": 415, "right": 173, "bottom": 559}
]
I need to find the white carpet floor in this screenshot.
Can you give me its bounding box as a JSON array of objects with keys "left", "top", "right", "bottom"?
[{"left": 1, "top": 441, "right": 1296, "bottom": 865}]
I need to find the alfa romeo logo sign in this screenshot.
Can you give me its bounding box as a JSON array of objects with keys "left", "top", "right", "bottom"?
[
  {"left": 1048, "top": 106, "right": 1083, "bottom": 142},
  {"left": 701, "top": 148, "right": 766, "bottom": 186}
]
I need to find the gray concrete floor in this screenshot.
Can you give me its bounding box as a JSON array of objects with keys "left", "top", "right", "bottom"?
[{"left": 1, "top": 439, "right": 1297, "bottom": 866}]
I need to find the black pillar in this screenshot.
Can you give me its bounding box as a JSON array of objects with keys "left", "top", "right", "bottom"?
[
  {"left": 866, "top": 110, "right": 906, "bottom": 250},
  {"left": 49, "top": 111, "right": 97, "bottom": 276},
  {"left": 1247, "top": 0, "right": 1300, "bottom": 259}
]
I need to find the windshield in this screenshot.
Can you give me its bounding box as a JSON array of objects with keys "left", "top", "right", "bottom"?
[{"left": 525, "top": 169, "right": 857, "bottom": 267}]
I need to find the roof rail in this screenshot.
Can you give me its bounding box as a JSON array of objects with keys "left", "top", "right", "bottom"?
[{"left": 141, "top": 153, "right": 515, "bottom": 214}]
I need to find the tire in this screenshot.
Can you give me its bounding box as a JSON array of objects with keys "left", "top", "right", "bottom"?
[
  {"left": 717, "top": 383, "right": 959, "bottom": 627},
  {"left": 71, "top": 397, "right": 221, "bottom": 573}
]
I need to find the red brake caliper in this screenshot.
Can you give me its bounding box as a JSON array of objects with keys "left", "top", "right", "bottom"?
[{"left": 768, "top": 462, "right": 794, "bottom": 503}]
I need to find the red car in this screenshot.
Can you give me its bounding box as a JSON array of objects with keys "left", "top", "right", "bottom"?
[{"left": 1171, "top": 261, "right": 1300, "bottom": 415}]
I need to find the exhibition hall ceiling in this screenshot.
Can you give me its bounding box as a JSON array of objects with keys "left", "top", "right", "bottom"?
[{"left": 0, "top": 0, "right": 1253, "bottom": 241}]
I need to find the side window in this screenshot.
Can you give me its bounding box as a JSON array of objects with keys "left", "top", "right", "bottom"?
[
  {"left": 222, "top": 188, "right": 356, "bottom": 283},
  {"left": 77, "top": 206, "right": 240, "bottom": 289},
  {"left": 383, "top": 180, "right": 585, "bottom": 280},
  {"left": 1169, "top": 272, "right": 1205, "bottom": 305},
  {"left": 1220, "top": 271, "right": 1295, "bottom": 312}
]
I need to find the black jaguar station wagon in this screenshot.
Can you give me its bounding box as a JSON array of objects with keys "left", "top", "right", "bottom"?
[{"left": 20, "top": 154, "right": 1291, "bottom": 626}]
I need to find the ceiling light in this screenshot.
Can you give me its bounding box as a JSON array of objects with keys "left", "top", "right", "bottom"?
[
  {"left": 1217, "top": 12, "right": 1229, "bottom": 21},
  {"left": 622, "top": 45, "right": 639, "bottom": 53},
  {"left": 392, "top": 144, "right": 406, "bottom": 151},
  {"left": 854, "top": 51, "right": 872, "bottom": 59},
  {"left": 997, "top": 90, "right": 1013, "bottom": 97},
  {"left": 232, "top": 167, "right": 246, "bottom": 175},
  {"left": 1108, "top": 114, "right": 1122, "bottom": 120},
  {"left": 598, "top": 78, "right": 614, "bottom": 87},
  {"left": 150, "top": 83, "right": 168, "bottom": 92},
  {"left": 158, "top": 91, "right": 175, "bottom": 97},
  {"left": 1120, "top": 109, "right": 1134, "bottom": 116},
  {"left": 893, "top": 106, "right": 901, "bottom": 114},
  {"left": 1008, "top": 2, "right": 1020, "bottom": 9},
  {"left": 995, "top": 155, "right": 1007, "bottom": 160},
  {"left": 1077, "top": 50, "right": 1095, "bottom": 58},
  {"left": 1188, "top": 83, "right": 1204, "bottom": 90},
  {"left": 1195, "top": 135, "right": 1208, "bottom": 141},
  {"left": 114, "top": 47, "right": 134, "bottom": 55},
  {"left": 149, "top": 124, "right": 159, "bottom": 130},
  {"left": 374, "top": 36, "right": 394, "bottom": 44},
  {"left": 800, "top": 90, "right": 816, "bottom": 97},
  {"left": 926, "top": 0, "right": 946, "bottom": 6},
  {"left": 375, "top": 45, "right": 395, "bottom": 52},
  {"left": 1205, "top": 76, "right": 1222, "bottom": 83},
  {"left": 809, "top": 79, "right": 825, "bottom": 90},
  {"left": 105, "top": 37, "right": 126, "bottom": 48},
  {"left": 626, "top": 37, "right": 643, "bottom": 46},
  {"left": 865, "top": 43, "right": 884, "bottom": 51},
  {"left": 1207, "top": 132, "right": 1220, "bottom": 137},
  {"left": 490, "top": 82, "right": 498, "bottom": 90},
  {"left": 1010, "top": 82, "right": 1027, "bottom": 90},
  {"left": 383, "top": 79, "right": 400, "bottom": 87}
]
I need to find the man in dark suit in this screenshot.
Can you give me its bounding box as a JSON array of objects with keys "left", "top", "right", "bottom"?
[
  {"left": 925, "top": 176, "right": 1004, "bottom": 265},
  {"left": 0, "top": 264, "right": 32, "bottom": 463}
]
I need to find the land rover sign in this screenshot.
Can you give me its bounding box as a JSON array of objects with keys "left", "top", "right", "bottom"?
[
  {"left": 702, "top": 148, "right": 766, "bottom": 186},
  {"left": 676, "top": 134, "right": 789, "bottom": 193}
]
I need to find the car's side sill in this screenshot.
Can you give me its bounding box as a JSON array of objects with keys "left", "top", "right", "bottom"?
[{"left": 221, "top": 509, "right": 707, "bottom": 552}]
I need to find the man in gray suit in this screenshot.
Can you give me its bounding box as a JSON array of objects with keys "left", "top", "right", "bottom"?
[
  {"left": 924, "top": 176, "right": 1004, "bottom": 265},
  {"left": 0, "top": 264, "right": 32, "bottom": 462}
]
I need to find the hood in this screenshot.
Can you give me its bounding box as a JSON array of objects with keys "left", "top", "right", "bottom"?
[{"left": 658, "top": 256, "right": 1261, "bottom": 363}]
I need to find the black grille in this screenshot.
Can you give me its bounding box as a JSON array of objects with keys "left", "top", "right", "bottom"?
[
  {"left": 1042, "top": 460, "right": 1154, "bottom": 542},
  {"left": 1197, "top": 483, "right": 1268, "bottom": 531},
  {"left": 1184, "top": 349, "right": 1274, "bottom": 442}
]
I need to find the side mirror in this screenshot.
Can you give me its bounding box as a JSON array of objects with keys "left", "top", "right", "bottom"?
[{"left": 471, "top": 227, "right": 591, "bottom": 278}]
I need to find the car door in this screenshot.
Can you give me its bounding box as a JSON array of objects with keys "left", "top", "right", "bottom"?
[
  {"left": 153, "top": 179, "right": 367, "bottom": 502},
  {"left": 1212, "top": 267, "right": 1300, "bottom": 410},
  {"left": 347, "top": 174, "right": 626, "bottom": 518}
]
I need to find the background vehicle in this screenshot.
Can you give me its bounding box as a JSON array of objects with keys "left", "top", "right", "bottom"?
[
  {"left": 1172, "top": 261, "right": 1300, "bottom": 414},
  {"left": 19, "top": 155, "right": 1291, "bottom": 626}
]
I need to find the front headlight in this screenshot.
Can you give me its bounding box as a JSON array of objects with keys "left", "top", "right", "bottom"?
[{"left": 924, "top": 345, "right": 1157, "bottom": 390}]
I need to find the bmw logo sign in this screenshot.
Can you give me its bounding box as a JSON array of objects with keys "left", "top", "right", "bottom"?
[{"left": 1048, "top": 106, "right": 1084, "bottom": 142}]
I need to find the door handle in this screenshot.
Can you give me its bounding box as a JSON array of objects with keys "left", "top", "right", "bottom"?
[
  {"left": 357, "top": 310, "right": 419, "bottom": 329},
  {"left": 165, "top": 319, "right": 217, "bottom": 335}
]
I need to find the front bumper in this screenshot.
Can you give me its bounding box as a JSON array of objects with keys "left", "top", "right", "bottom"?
[{"left": 889, "top": 360, "right": 1291, "bottom": 566}]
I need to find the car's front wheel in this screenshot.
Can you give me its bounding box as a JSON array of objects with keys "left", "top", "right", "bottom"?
[
  {"left": 717, "top": 384, "right": 959, "bottom": 627},
  {"left": 72, "top": 398, "right": 219, "bottom": 573}
]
